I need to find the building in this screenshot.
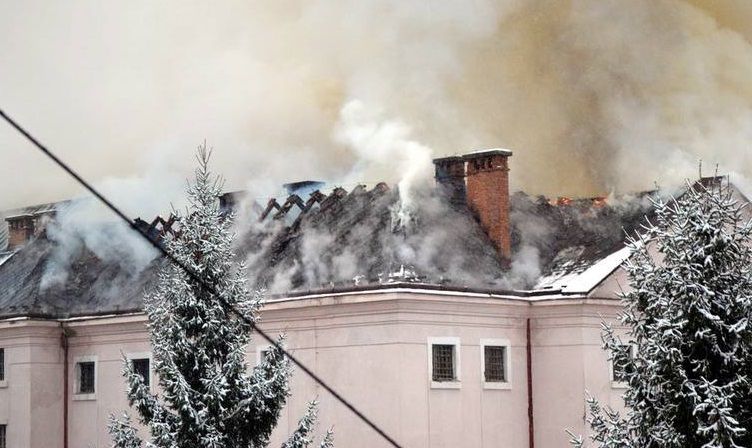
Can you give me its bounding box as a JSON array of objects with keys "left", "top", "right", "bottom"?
[{"left": 0, "top": 150, "right": 740, "bottom": 448}]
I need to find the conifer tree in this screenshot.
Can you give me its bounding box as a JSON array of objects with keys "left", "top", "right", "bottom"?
[
  {"left": 109, "top": 145, "right": 332, "bottom": 448},
  {"left": 570, "top": 179, "right": 752, "bottom": 448}
]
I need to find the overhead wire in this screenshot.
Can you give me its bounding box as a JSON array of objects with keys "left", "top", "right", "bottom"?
[{"left": 0, "top": 108, "right": 403, "bottom": 448}]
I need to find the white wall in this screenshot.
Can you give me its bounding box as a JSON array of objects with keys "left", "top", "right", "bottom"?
[
  {"left": 1, "top": 290, "right": 629, "bottom": 448},
  {"left": 0, "top": 320, "right": 64, "bottom": 448}
]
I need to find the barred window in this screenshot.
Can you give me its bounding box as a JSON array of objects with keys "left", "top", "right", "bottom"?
[
  {"left": 0, "top": 424, "right": 5, "bottom": 448},
  {"left": 612, "top": 345, "right": 633, "bottom": 383},
  {"left": 432, "top": 344, "right": 456, "bottom": 382},
  {"left": 484, "top": 346, "right": 507, "bottom": 382},
  {"left": 132, "top": 358, "right": 150, "bottom": 387},
  {"left": 0, "top": 348, "right": 4, "bottom": 381},
  {"left": 77, "top": 361, "right": 95, "bottom": 394}
]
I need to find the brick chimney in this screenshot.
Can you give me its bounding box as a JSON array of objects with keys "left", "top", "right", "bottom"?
[
  {"left": 433, "top": 155, "right": 466, "bottom": 206},
  {"left": 464, "top": 149, "right": 512, "bottom": 262},
  {"left": 433, "top": 149, "right": 513, "bottom": 263},
  {"left": 5, "top": 211, "right": 55, "bottom": 250}
]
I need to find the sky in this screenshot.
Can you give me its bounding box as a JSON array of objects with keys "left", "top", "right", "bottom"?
[{"left": 2, "top": 0, "right": 752, "bottom": 216}]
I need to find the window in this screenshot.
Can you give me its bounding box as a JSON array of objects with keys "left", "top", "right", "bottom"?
[
  {"left": 480, "top": 339, "right": 512, "bottom": 389},
  {"left": 78, "top": 362, "right": 95, "bottom": 394},
  {"left": 432, "top": 345, "right": 455, "bottom": 381},
  {"left": 0, "top": 348, "right": 4, "bottom": 381},
  {"left": 610, "top": 344, "right": 635, "bottom": 388},
  {"left": 73, "top": 355, "right": 98, "bottom": 399},
  {"left": 0, "top": 424, "right": 5, "bottom": 448},
  {"left": 256, "top": 345, "right": 272, "bottom": 366},
  {"left": 428, "top": 337, "right": 461, "bottom": 389},
  {"left": 132, "top": 358, "right": 150, "bottom": 387},
  {"left": 484, "top": 346, "right": 506, "bottom": 382},
  {"left": 126, "top": 353, "right": 152, "bottom": 389}
]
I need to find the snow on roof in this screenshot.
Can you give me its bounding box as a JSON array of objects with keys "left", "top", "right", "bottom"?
[
  {"left": 0, "top": 251, "right": 14, "bottom": 269},
  {"left": 537, "top": 246, "right": 632, "bottom": 294},
  {"left": 3, "top": 201, "right": 64, "bottom": 220}
]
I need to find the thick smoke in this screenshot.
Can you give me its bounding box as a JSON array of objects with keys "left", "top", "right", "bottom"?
[
  {"left": 3, "top": 0, "right": 752, "bottom": 291},
  {"left": 41, "top": 198, "right": 159, "bottom": 290},
  {"left": 2, "top": 0, "right": 752, "bottom": 213},
  {"left": 37, "top": 172, "right": 181, "bottom": 288}
]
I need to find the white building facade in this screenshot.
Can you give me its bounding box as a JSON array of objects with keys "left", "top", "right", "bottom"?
[{"left": 0, "top": 279, "right": 631, "bottom": 448}]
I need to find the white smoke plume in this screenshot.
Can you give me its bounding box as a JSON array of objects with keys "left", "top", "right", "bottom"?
[
  {"left": 39, "top": 171, "right": 182, "bottom": 287},
  {"left": 334, "top": 100, "right": 434, "bottom": 228},
  {"left": 3, "top": 0, "right": 752, "bottom": 290},
  {"left": 41, "top": 199, "right": 159, "bottom": 289},
  {"left": 2, "top": 0, "right": 752, "bottom": 214}
]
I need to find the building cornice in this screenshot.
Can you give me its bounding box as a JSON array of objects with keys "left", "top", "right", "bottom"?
[{"left": 0, "top": 287, "right": 622, "bottom": 330}]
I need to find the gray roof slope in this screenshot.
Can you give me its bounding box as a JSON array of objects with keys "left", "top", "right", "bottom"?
[
  {"left": 0, "top": 237, "right": 159, "bottom": 318},
  {"left": 0, "top": 181, "right": 679, "bottom": 319}
]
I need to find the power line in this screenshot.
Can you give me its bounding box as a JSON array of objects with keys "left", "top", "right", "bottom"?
[{"left": 0, "top": 109, "right": 403, "bottom": 448}]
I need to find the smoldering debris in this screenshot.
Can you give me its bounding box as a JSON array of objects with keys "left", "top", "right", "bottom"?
[
  {"left": 231, "top": 183, "right": 661, "bottom": 293},
  {"left": 508, "top": 190, "right": 660, "bottom": 289},
  {"left": 235, "top": 183, "right": 505, "bottom": 293}
]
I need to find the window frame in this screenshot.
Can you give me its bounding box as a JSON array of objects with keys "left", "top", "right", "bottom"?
[
  {"left": 427, "top": 337, "right": 461, "bottom": 389},
  {"left": 480, "top": 339, "right": 512, "bottom": 390},
  {"left": 73, "top": 355, "right": 98, "bottom": 401},
  {"left": 126, "top": 352, "right": 153, "bottom": 390},
  {"left": 610, "top": 344, "right": 636, "bottom": 389}
]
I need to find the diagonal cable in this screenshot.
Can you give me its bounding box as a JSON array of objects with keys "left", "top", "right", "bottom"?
[{"left": 0, "top": 109, "right": 403, "bottom": 448}]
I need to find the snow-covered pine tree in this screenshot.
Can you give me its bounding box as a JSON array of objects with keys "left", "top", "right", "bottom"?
[
  {"left": 109, "top": 145, "right": 332, "bottom": 448},
  {"left": 570, "top": 178, "right": 752, "bottom": 448}
]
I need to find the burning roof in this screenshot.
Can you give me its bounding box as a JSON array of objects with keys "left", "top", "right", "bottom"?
[
  {"left": 235, "top": 182, "right": 505, "bottom": 293},
  {"left": 3, "top": 138, "right": 739, "bottom": 320},
  {"left": 509, "top": 191, "right": 657, "bottom": 290},
  {"left": 0, "top": 179, "right": 668, "bottom": 319},
  {"left": 0, "top": 233, "right": 159, "bottom": 318}
]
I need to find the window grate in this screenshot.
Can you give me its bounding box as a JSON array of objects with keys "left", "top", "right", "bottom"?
[
  {"left": 78, "top": 362, "right": 95, "bottom": 394},
  {"left": 132, "top": 358, "right": 150, "bottom": 387},
  {"left": 0, "top": 424, "right": 6, "bottom": 448},
  {"left": 0, "top": 348, "right": 4, "bottom": 381},
  {"left": 432, "top": 344, "right": 455, "bottom": 382},
  {"left": 484, "top": 346, "right": 506, "bottom": 382}
]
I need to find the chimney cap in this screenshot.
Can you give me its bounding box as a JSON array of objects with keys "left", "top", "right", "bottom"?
[
  {"left": 432, "top": 155, "right": 464, "bottom": 164},
  {"left": 4, "top": 210, "right": 54, "bottom": 222},
  {"left": 462, "top": 148, "right": 513, "bottom": 160}
]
